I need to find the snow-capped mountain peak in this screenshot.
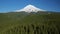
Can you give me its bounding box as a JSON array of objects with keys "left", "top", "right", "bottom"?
[{"left": 16, "top": 4, "right": 46, "bottom": 13}]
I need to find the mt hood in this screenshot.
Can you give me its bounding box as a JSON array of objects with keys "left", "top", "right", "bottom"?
[{"left": 16, "top": 5, "right": 46, "bottom": 13}]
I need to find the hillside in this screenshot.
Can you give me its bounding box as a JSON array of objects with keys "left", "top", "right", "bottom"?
[{"left": 0, "top": 11, "right": 60, "bottom": 34}]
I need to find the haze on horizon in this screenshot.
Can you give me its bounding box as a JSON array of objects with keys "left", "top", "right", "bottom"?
[{"left": 0, "top": 0, "right": 60, "bottom": 13}]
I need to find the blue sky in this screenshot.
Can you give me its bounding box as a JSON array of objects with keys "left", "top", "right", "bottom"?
[{"left": 0, "top": 0, "right": 60, "bottom": 13}]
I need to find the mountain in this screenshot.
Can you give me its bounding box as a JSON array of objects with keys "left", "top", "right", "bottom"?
[
  {"left": 0, "top": 4, "right": 60, "bottom": 34},
  {"left": 16, "top": 5, "right": 46, "bottom": 13}
]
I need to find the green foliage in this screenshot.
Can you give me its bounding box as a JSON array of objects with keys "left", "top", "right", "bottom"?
[{"left": 0, "top": 12, "right": 60, "bottom": 34}]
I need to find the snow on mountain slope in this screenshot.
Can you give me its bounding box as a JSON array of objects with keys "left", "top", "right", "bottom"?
[{"left": 16, "top": 5, "right": 46, "bottom": 13}]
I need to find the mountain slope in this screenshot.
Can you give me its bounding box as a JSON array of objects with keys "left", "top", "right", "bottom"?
[{"left": 16, "top": 5, "right": 46, "bottom": 13}]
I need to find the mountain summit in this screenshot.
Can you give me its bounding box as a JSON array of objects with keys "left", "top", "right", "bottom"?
[{"left": 16, "top": 5, "right": 46, "bottom": 13}]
